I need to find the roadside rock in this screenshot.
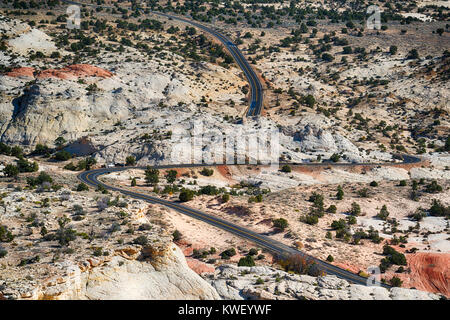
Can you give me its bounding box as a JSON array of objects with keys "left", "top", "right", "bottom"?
[{"left": 204, "top": 264, "right": 444, "bottom": 300}]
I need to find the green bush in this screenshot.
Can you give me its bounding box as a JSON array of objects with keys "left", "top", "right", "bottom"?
[
  {"left": 273, "top": 218, "right": 288, "bottom": 231},
  {"left": 326, "top": 255, "right": 334, "bottom": 262},
  {"left": 53, "top": 150, "right": 72, "bottom": 161},
  {"left": 179, "top": 189, "right": 195, "bottom": 202},
  {"left": 0, "top": 225, "right": 14, "bottom": 242},
  {"left": 350, "top": 202, "right": 361, "bottom": 216},
  {"left": 133, "top": 235, "right": 148, "bottom": 246},
  {"left": 76, "top": 183, "right": 89, "bottom": 191},
  {"left": 172, "top": 230, "right": 182, "bottom": 241},
  {"left": 200, "top": 168, "right": 214, "bottom": 176},
  {"left": 281, "top": 165, "right": 291, "bottom": 173},
  {"left": 238, "top": 255, "right": 255, "bottom": 267},
  {"left": 220, "top": 248, "right": 236, "bottom": 259}
]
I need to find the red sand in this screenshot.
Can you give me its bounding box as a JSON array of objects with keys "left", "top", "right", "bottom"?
[{"left": 406, "top": 253, "right": 450, "bottom": 297}]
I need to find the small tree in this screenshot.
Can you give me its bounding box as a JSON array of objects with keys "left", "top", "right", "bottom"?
[
  {"left": 125, "top": 155, "right": 136, "bottom": 166},
  {"left": 145, "top": 167, "right": 159, "bottom": 185},
  {"left": 238, "top": 255, "right": 255, "bottom": 267},
  {"left": 166, "top": 170, "right": 177, "bottom": 183},
  {"left": 172, "top": 230, "right": 182, "bottom": 241},
  {"left": 281, "top": 164, "right": 292, "bottom": 173},
  {"left": 76, "top": 183, "right": 89, "bottom": 191},
  {"left": 179, "top": 189, "right": 195, "bottom": 202},
  {"left": 350, "top": 202, "right": 361, "bottom": 216},
  {"left": 377, "top": 205, "right": 390, "bottom": 220},
  {"left": 273, "top": 218, "right": 288, "bottom": 231},
  {"left": 3, "top": 164, "right": 19, "bottom": 178},
  {"left": 336, "top": 185, "right": 344, "bottom": 200}
]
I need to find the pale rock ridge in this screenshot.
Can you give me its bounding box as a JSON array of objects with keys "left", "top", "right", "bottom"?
[
  {"left": 1, "top": 244, "right": 220, "bottom": 300},
  {"left": 205, "top": 265, "right": 444, "bottom": 300}
]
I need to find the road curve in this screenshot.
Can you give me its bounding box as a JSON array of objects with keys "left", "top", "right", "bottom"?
[
  {"left": 63, "top": 0, "right": 263, "bottom": 117},
  {"left": 63, "top": 0, "right": 422, "bottom": 288},
  {"left": 76, "top": 158, "right": 420, "bottom": 288}
]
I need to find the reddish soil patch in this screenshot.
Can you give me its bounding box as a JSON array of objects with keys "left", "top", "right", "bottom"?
[
  {"left": 5, "top": 67, "right": 35, "bottom": 78},
  {"left": 406, "top": 253, "right": 450, "bottom": 297},
  {"left": 333, "top": 262, "right": 361, "bottom": 274},
  {"left": 5, "top": 64, "right": 113, "bottom": 80},
  {"left": 216, "top": 165, "right": 232, "bottom": 180},
  {"left": 186, "top": 258, "right": 215, "bottom": 274}
]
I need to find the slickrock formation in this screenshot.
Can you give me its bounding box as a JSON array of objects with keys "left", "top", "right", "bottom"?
[
  {"left": 0, "top": 244, "right": 219, "bottom": 300},
  {"left": 204, "top": 265, "right": 444, "bottom": 300}
]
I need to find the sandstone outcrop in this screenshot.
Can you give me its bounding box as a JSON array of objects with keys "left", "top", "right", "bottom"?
[{"left": 204, "top": 264, "right": 444, "bottom": 300}]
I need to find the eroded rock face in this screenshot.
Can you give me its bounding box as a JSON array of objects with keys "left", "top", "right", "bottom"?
[
  {"left": 2, "top": 244, "right": 219, "bottom": 300},
  {"left": 294, "top": 124, "right": 359, "bottom": 155},
  {"left": 204, "top": 265, "right": 444, "bottom": 300}
]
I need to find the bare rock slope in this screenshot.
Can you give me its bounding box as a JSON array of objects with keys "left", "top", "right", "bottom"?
[{"left": 205, "top": 265, "right": 444, "bottom": 300}]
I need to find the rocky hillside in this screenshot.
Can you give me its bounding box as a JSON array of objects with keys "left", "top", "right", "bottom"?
[{"left": 205, "top": 264, "right": 444, "bottom": 300}]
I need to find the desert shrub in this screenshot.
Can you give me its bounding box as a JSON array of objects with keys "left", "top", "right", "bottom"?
[
  {"left": 398, "top": 180, "right": 407, "bottom": 187},
  {"left": 200, "top": 168, "right": 214, "bottom": 176},
  {"left": 301, "top": 214, "right": 319, "bottom": 225},
  {"left": 0, "top": 249, "right": 7, "bottom": 258},
  {"left": 389, "top": 276, "right": 403, "bottom": 287},
  {"left": 0, "top": 225, "right": 14, "bottom": 242},
  {"left": 165, "top": 170, "right": 177, "bottom": 183},
  {"left": 172, "top": 230, "right": 182, "bottom": 241},
  {"left": 125, "top": 155, "right": 136, "bottom": 166},
  {"left": 326, "top": 205, "right": 337, "bottom": 213},
  {"left": 350, "top": 202, "right": 361, "bottom": 216},
  {"left": 221, "top": 193, "right": 230, "bottom": 203},
  {"left": 425, "top": 180, "right": 442, "bottom": 193},
  {"left": 330, "top": 153, "right": 340, "bottom": 162},
  {"left": 53, "top": 150, "right": 72, "bottom": 161},
  {"left": 199, "top": 185, "right": 220, "bottom": 195},
  {"left": 331, "top": 219, "right": 347, "bottom": 230},
  {"left": 369, "top": 181, "right": 378, "bottom": 187},
  {"left": 220, "top": 248, "right": 236, "bottom": 259},
  {"left": 179, "top": 189, "right": 195, "bottom": 202},
  {"left": 281, "top": 165, "right": 291, "bottom": 173},
  {"left": 76, "top": 183, "right": 89, "bottom": 191},
  {"left": 377, "top": 205, "right": 390, "bottom": 220},
  {"left": 276, "top": 254, "right": 324, "bottom": 277},
  {"left": 428, "top": 200, "right": 450, "bottom": 217},
  {"left": 3, "top": 164, "right": 19, "bottom": 178},
  {"left": 238, "top": 255, "right": 255, "bottom": 267},
  {"left": 145, "top": 167, "right": 159, "bottom": 185},
  {"left": 55, "top": 217, "right": 76, "bottom": 247},
  {"left": 273, "top": 218, "right": 288, "bottom": 231},
  {"left": 357, "top": 188, "right": 369, "bottom": 198},
  {"left": 133, "top": 235, "right": 148, "bottom": 246},
  {"left": 326, "top": 255, "right": 334, "bottom": 262},
  {"left": 336, "top": 185, "right": 344, "bottom": 200}
]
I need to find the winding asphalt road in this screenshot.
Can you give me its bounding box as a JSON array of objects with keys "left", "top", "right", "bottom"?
[
  {"left": 64, "top": 0, "right": 263, "bottom": 117},
  {"left": 78, "top": 157, "right": 420, "bottom": 289},
  {"left": 62, "top": 0, "right": 422, "bottom": 288}
]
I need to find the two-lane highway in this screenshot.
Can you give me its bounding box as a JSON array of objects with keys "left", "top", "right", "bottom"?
[
  {"left": 77, "top": 161, "right": 423, "bottom": 289},
  {"left": 63, "top": 0, "right": 264, "bottom": 117}
]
